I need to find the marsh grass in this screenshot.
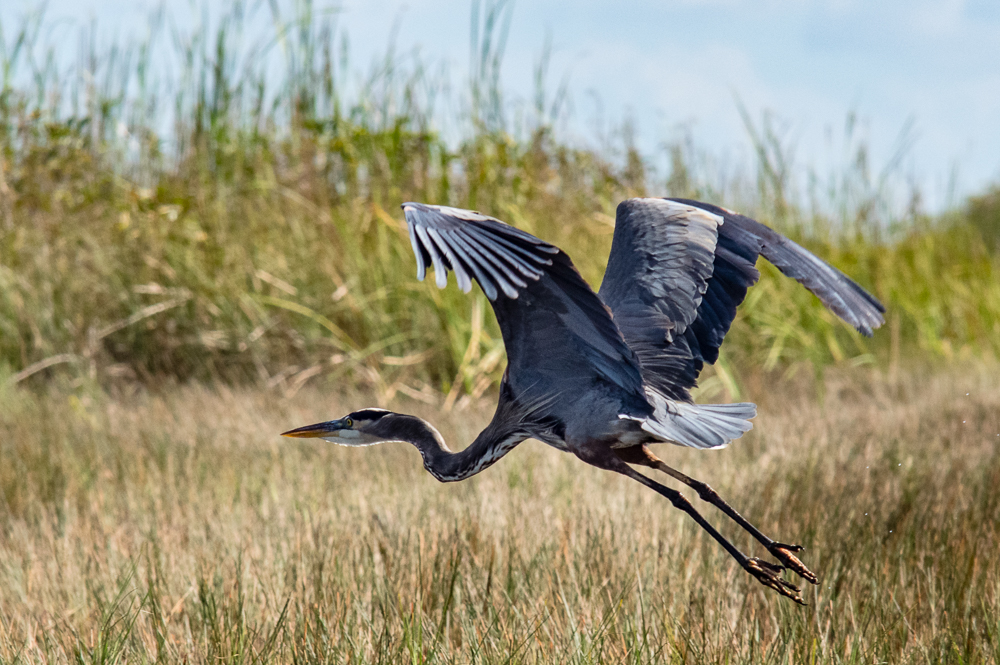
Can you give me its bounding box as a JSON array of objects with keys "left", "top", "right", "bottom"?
[
  {"left": 1, "top": 366, "right": 999, "bottom": 663},
  {"left": 2, "top": 3, "right": 1000, "bottom": 663},
  {"left": 1, "top": 1, "right": 998, "bottom": 399}
]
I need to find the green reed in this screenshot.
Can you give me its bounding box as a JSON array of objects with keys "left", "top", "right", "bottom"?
[{"left": 0, "top": 1, "right": 997, "bottom": 398}]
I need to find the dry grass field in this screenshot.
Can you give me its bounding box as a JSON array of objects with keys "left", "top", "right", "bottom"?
[
  {"left": 3, "top": 4, "right": 1000, "bottom": 663},
  {"left": 2, "top": 365, "right": 998, "bottom": 663}
]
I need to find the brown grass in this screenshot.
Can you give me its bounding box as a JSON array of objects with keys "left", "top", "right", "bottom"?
[{"left": 1, "top": 365, "right": 998, "bottom": 663}]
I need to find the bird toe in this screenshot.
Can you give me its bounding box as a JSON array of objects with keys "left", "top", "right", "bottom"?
[
  {"left": 769, "top": 543, "right": 819, "bottom": 585},
  {"left": 744, "top": 558, "right": 806, "bottom": 605}
]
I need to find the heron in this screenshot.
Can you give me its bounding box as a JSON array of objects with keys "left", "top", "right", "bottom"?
[{"left": 283, "top": 198, "right": 884, "bottom": 603}]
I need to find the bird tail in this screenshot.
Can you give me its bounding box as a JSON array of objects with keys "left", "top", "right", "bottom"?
[{"left": 632, "top": 395, "right": 756, "bottom": 450}]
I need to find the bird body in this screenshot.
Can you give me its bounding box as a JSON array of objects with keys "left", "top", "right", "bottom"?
[{"left": 284, "top": 197, "right": 885, "bottom": 603}]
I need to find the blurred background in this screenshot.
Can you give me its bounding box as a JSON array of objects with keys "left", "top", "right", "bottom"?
[
  {"left": 17, "top": 0, "right": 1000, "bottom": 209},
  {"left": 0, "top": 0, "right": 998, "bottom": 394}
]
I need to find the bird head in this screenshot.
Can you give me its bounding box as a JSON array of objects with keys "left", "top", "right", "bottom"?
[
  {"left": 281, "top": 408, "right": 447, "bottom": 454},
  {"left": 281, "top": 408, "right": 395, "bottom": 446}
]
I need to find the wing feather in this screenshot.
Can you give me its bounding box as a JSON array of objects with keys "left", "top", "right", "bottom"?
[
  {"left": 414, "top": 224, "right": 450, "bottom": 288},
  {"left": 457, "top": 231, "right": 524, "bottom": 298},
  {"left": 600, "top": 198, "right": 885, "bottom": 401},
  {"left": 444, "top": 231, "right": 503, "bottom": 299},
  {"left": 402, "top": 202, "right": 648, "bottom": 409},
  {"left": 426, "top": 227, "right": 473, "bottom": 292},
  {"left": 408, "top": 223, "right": 430, "bottom": 281},
  {"left": 674, "top": 199, "right": 886, "bottom": 337}
]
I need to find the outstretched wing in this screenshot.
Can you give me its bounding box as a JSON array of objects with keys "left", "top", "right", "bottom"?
[
  {"left": 599, "top": 198, "right": 886, "bottom": 401},
  {"left": 402, "top": 202, "right": 649, "bottom": 416}
]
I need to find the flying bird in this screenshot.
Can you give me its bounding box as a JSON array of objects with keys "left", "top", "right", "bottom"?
[{"left": 283, "top": 198, "right": 884, "bottom": 603}]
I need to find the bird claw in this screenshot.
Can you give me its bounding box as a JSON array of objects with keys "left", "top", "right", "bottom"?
[
  {"left": 744, "top": 558, "right": 806, "bottom": 605},
  {"left": 768, "top": 542, "right": 819, "bottom": 585}
]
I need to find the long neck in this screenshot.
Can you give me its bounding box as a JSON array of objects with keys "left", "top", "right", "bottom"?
[{"left": 369, "top": 413, "right": 523, "bottom": 482}]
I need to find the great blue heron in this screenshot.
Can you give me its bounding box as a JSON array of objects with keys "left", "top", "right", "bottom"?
[{"left": 283, "top": 198, "right": 884, "bottom": 603}]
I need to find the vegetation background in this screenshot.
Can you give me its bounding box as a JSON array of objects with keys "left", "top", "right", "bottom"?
[{"left": 1, "top": 1, "right": 998, "bottom": 662}]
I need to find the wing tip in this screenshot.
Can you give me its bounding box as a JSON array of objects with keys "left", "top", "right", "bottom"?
[
  {"left": 698, "top": 198, "right": 889, "bottom": 338},
  {"left": 856, "top": 315, "right": 885, "bottom": 338},
  {"left": 402, "top": 201, "right": 559, "bottom": 301}
]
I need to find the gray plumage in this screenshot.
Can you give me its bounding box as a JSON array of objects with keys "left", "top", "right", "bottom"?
[
  {"left": 402, "top": 199, "right": 883, "bottom": 451},
  {"left": 600, "top": 198, "right": 885, "bottom": 401},
  {"left": 284, "top": 197, "right": 885, "bottom": 604}
]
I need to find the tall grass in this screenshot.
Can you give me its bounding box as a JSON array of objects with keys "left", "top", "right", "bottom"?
[
  {"left": 1, "top": 1, "right": 998, "bottom": 398},
  {"left": 1, "top": 366, "right": 998, "bottom": 662}
]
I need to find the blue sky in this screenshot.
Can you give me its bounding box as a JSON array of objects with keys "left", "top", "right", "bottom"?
[{"left": 5, "top": 0, "right": 1000, "bottom": 211}]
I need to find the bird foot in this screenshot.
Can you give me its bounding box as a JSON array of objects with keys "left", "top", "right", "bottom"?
[
  {"left": 768, "top": 542, "right": 819, "bottom": 585},
  {"left": 743, "top": 558, "right": 805, "bottom": 605}
]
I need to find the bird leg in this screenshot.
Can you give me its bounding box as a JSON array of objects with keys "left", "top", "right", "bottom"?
[
  {"left": 582, "top": 448, "right": 806, "bottom": 604},
  {"left": 616, "top": 446, "right": 818, "bottom": 585}
]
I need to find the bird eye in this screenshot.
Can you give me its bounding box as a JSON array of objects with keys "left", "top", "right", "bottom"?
[{"left": 344, "top": 418, "right": 353, "bottom": 428}]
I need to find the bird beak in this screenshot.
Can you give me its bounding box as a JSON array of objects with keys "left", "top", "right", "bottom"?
[{"left": 281, "top": 419, "right": 348, "bottom": 438}]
